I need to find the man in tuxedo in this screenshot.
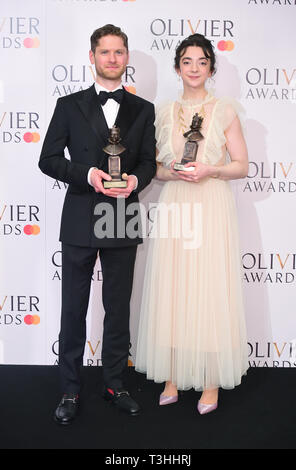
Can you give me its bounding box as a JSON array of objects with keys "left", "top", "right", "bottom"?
[{"left": 39, "top": 24, "right": 156, "bottom": 424}]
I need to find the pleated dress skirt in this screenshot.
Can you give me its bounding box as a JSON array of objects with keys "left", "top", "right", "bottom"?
[{"left": 135, "top": 177, "right": 249, "bottom": 391}]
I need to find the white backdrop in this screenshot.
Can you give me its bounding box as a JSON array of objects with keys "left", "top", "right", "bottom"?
[{"left": 0, "top": 0, "right": 296, "bottom": 369}]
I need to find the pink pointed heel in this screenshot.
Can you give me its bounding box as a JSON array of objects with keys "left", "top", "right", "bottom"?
[
  {"left": 159, "top": 393, "right": 178, "bottom": 406},
  {"left": 197, "top": 400, "right": 218, "bottom": 415}
]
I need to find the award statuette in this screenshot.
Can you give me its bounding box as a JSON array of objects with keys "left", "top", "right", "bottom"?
[
  {"left": 103, "top": 125, "right": 127, "bottom": 188},
  {"left": 174, "top": 112, "right": 204, "bottom": 172}
]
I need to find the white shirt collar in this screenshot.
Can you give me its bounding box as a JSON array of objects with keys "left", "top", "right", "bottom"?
[{"left": 94, "top": 82, "right": 123, "bottom": 95}]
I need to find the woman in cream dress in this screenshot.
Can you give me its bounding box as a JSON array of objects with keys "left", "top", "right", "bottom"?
[{"left": 136, "top": 34, "right": 249, "bottom": 414}]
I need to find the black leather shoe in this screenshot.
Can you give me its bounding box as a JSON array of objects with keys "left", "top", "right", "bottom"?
[
  {"left": 103, "top": 388, "right": 141, "bottom": 416},
  {"left": 54, "top": 393, "right": 79, "bottom": 425}
]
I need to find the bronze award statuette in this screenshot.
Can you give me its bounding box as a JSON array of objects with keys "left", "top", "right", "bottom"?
[
  {"left": 103, "top": 125, "right": 127, "bottom": 188},
  {"left": 174, "top": 112, "right": 204, "bottom": 172}
]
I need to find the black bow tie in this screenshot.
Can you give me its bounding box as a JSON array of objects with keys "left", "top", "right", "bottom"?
[{"left": 98, "top": 89, "right": 124, "bottom": 106}]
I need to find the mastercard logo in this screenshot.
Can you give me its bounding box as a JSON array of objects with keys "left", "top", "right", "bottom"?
[
  {"left": 125, "top": 86, "right": 136, "bottom": 94},
  {"left": 23, "top": 132, "right": 40, "bottom": 143},
  {"left": 23, "top": 225, "right": 40, "bottom": 235},
  {"left": 24, "top": 315, "right": 40, "bottom": 325},
  {"left": 217, "top": 40, "right": 234, "bottom": 51},
  {"left": 23, "top": 38, "right": 40, "bottom": 49}
]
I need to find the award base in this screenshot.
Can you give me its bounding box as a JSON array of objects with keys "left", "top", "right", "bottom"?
[
  {"left": 103, "top": 180, "right": 127, "bottom": 189},
  {"left": 173, "top": 163, "right": 195, "bottom": 172}
]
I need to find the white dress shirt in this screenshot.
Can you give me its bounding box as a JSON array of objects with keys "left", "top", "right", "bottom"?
[
  {"left": 87, "top": 83, "right": 138, "bottom": 189},
  {"left": 94, "top": 82, "right": 121, "bottom": 129}
]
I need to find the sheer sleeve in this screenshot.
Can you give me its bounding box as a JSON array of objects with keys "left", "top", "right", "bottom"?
[
  {"left": 205, "top": 97, "right": 244, "bottom": 165},
  {"left": 155, "top": 102, "right": 174, "bottom": 168},
  {"left": 217, "top": 97, "right": 244, "bottom": 130}
]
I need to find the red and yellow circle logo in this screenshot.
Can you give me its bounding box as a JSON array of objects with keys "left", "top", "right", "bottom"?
[
  {"left": 217, "top": 40, "right": 234, "bottom": 51},
  {"left": 23, "top": 225, "right": 40, "bottom": 235},
  {"left": 23, "top": 38, "right": 40, "bottom": 48},
  {"left": 24, "top": 315, "right": 40, "bottom": 325},
  {"left": 124, "top": 86, "right": 136, "bottom": 94},
  {"left": 23, "top": 132, "right": 40, "bottom": 143}
]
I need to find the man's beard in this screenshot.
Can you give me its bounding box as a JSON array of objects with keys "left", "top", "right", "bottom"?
[{"left": 96, "top": 65, "right": 126, "bottom": 82}]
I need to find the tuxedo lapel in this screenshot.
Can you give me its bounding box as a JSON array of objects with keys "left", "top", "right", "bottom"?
[
  {"left": 75, "top": 86, "right": 143, "bottom": 148},
  {"left": 115, "top": 89, "right": 143, "bottom": 141},
  {"left": 75, "top": 84, "right": 109, "bottom": 144}
]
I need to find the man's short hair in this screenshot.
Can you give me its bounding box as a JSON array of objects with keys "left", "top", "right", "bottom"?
[{"left": 90, "top": 24, "right": 129, "bottom": 53}]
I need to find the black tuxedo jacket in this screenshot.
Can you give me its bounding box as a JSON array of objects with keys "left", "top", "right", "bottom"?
[{"left": 39, "top": 85, "right": 156, "bottom": 247}]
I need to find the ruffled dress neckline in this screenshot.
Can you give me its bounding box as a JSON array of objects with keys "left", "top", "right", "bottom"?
[{"left": 176, "top": 91, "right": 215, "bottom": 107}]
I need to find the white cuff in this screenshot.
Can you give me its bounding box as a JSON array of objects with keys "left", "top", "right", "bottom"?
[
  {"left": 131, "top": 174, "right": 138, "bottom": 190},
  {"left": 88, "top": 167, "right": 97, "bottom": 186}
]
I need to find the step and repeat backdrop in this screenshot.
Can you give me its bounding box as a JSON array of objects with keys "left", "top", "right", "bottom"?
[{"left": 0, "top": 0, "right": 295, "bottom": 370}]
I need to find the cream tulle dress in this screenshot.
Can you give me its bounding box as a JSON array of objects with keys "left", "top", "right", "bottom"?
[{"left": 135, "top": 93, "right": 249, "bottom": 391}]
